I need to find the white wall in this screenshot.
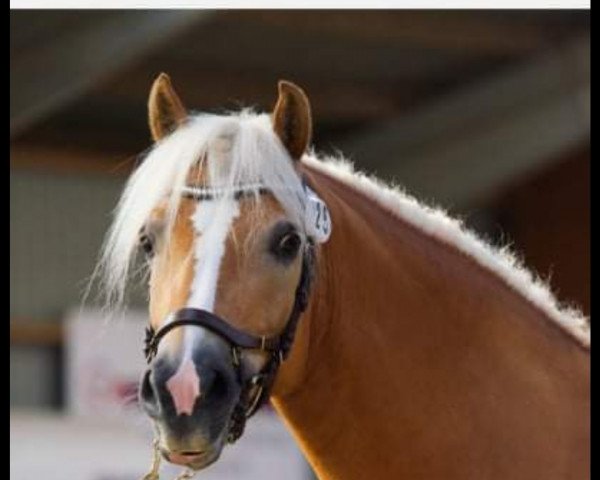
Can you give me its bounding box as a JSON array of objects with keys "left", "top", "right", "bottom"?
[{"left": 10, "top": 410, "right": 311, "bottom": 480}]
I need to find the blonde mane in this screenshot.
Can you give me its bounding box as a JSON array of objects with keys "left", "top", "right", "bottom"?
[
  {"left": 303, "top": 155, "right": 590, "bottom": 348},
  {"left": 96, "top": 108, "right": 589, "bottom": 348}
]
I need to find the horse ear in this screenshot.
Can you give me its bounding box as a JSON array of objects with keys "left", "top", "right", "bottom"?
[
  {"left": 272, "top": 80, "right": 312, "bottom": 161},
  {"left": 148, "top": 73, "right": 187, "bottom": 142}
]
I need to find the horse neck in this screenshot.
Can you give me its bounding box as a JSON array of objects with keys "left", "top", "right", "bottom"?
[{"left": 272, "top": 168, "right": 589, "bottom": 480}]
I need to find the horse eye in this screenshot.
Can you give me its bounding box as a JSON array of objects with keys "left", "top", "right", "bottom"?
[
  {"left": 272, "top": 229, "right": 302, "bottom": 262},
  {"left": 139, "top": 233, "right": 155, "bottom": 257}
]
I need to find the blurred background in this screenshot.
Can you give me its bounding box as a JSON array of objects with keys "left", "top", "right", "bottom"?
[{"left": 10, "top": 10, "right": 589, "bottom": 480}]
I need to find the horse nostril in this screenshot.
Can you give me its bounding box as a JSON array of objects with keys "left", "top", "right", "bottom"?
[
  {"left": 210, "top": 368, "right": 229, "bottom": 398},
  {"left": 139, "top": 369, "right": 160, "bottom": 417}
]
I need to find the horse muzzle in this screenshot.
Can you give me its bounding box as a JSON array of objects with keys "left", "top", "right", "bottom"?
[
  {"left": 159, "top": 441, "right": 222, "bottom": 470},
  {"left": 139, "top": 339, "right": 241, "bottom": 462}
]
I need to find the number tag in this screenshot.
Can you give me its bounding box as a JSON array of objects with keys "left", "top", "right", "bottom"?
[{"left": 304, "top": 186, "right": 332, "bottom": 243}]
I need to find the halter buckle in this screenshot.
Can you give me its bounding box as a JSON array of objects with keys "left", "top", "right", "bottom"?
[
  {"left": 231, "top": 346, "right": 241, "bottom": 367},
  {"left": 245, "top": 384, "right": 264, "bottom": 418},
  {"left": 249, "top": 373, "right": 264, "bottom": 386}
]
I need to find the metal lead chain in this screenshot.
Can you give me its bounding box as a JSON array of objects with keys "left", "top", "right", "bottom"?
[
  {"left": 141, "top": 435, "right": 198, "bottom": 480},
  {"left": 141, "top": 437, "right": 161, "bottom": 480},
  {"left": 174, "top": 469, "right": 198, "bottom": 480}
]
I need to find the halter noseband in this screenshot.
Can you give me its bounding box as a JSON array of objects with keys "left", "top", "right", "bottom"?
[{"left": 143, "top": 185, "right": 316, "bottom": 444}]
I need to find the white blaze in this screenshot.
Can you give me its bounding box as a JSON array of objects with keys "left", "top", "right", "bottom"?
[
  {"left": 171, "top": 197, "right": 240, "bottom": 360},
  {"left": 188, "top": 198, "right": 240, "bottom": 310}
]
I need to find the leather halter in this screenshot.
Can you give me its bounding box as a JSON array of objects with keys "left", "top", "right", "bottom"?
[{"left": 143, "top": 185, "right": 315, "bottom": 444}]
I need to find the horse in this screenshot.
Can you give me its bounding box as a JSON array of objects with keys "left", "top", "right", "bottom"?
[{"left": 96, "top": 74, "right": 590, "bottom": 480}]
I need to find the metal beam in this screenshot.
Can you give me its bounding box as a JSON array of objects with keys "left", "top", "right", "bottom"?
[
  {"left": 238, "top": 11, "right": 555, "bottom": 54},
  {"left": 10, "top": 144, "right": 142, "bottom": 177},
  {"left": 10, "top": 10, "right": 212, "bottom": 137},
  {"left": 99, "top": 67, "right": 402, "bottom": 121},
  {"left": 340, "top": 36, "right": 590, "bottom": 208},
  {"left": 11, "top": 320, "right": 63, "bottom": 347}
]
